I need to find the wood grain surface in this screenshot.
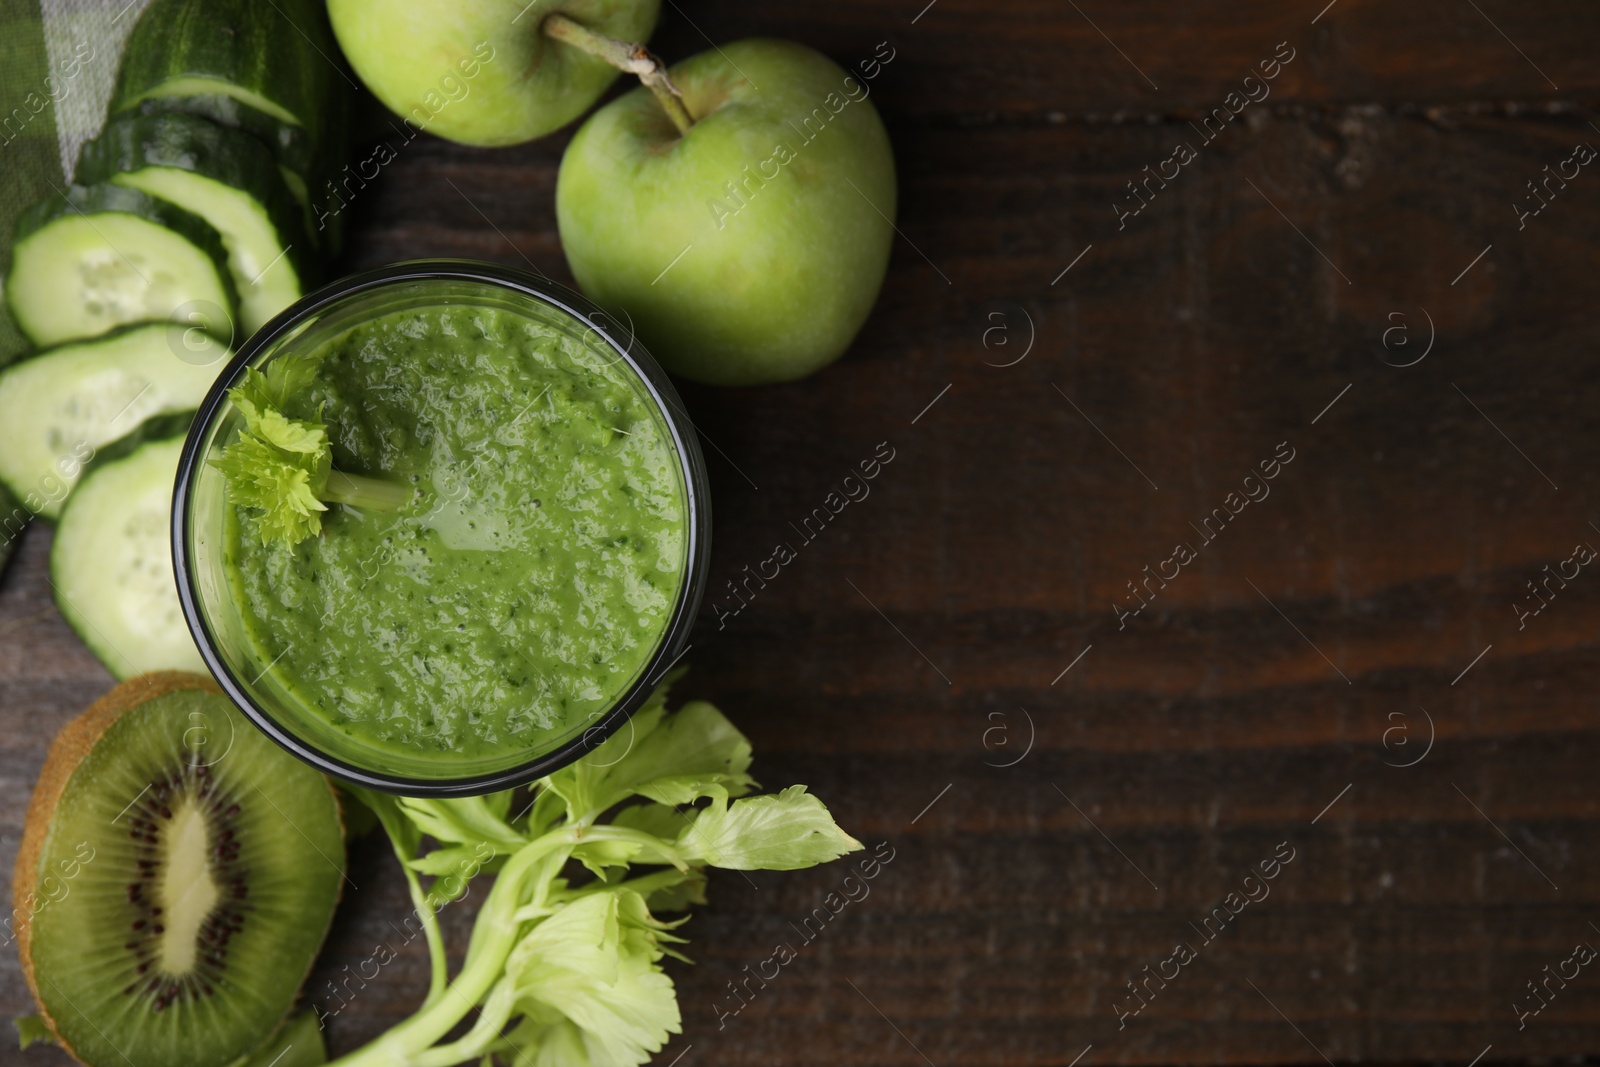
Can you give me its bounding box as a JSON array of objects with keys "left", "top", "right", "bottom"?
[{"left": 6, "top": 1, "right": 1600, "bottom": 1064}]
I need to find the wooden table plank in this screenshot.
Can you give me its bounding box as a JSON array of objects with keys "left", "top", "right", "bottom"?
[{"left": 653, "top": 0, "right": 1596, "bottom": 115}]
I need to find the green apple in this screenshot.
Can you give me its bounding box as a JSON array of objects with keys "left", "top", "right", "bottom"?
[
  {"left": 327, "top": 0, "right": 658, "bottom": 147},
  {"left": 556, "top": 38, "right": 897, "bottom": 385}
]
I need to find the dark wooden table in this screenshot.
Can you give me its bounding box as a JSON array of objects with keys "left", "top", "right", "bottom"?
[{"left": 7, "top": 0, "right": 1600, "bottom": 1063}]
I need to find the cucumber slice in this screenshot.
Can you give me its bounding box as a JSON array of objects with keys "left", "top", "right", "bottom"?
[
  {"left": 120, "top": 94, "right": 351, "bottom": 257},
  {"left": 51, "top": 431, "right": 206, "bottom": 679},
  {"left": 0, "top": 323, "right": 229, "bottom": 519},
  {"left": 6, "top": 183, "right": 237, "bottom": 348},
  {"left": 110, "top": 0, "right": 342, "bottom": 152},
  {"left": 77, "top": 113, "right": 312, "bottom": 334},
  {"left": 125, "top": 94, "right": 319, "bottom": 195}
]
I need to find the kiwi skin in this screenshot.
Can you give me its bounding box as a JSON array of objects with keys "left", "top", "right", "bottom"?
[{"left": 11, "top": 671, "right": 344, "bottom": 1060}]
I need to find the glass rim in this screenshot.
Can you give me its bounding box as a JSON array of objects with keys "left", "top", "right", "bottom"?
[{"left": 171, "top": 259, "right": 712, "bottom": 797}]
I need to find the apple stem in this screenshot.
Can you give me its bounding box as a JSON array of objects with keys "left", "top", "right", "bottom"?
[{"left": 542, "top": 12, "right": 694, "bottom": 135}]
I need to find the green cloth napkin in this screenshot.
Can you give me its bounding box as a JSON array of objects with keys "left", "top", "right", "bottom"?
[{"left": 0, "top": 0, "right": 149, "bottom": 366}]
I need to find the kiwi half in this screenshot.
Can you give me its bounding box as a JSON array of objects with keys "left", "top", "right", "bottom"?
[{"left": 13, "top": 672, "right": 345, "bottom": 1067}]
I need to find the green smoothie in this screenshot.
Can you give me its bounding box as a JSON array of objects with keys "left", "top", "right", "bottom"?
[{"left": 222, "top": 303, "right": 687, "bottom": 762}]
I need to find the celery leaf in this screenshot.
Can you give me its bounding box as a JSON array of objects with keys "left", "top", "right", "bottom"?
[
  {"left": 504, "top": 892, "right": 681, "bottom": 1067},
  {"left": 679, "top": 785, "right": 864, "bottom": 870},
  {"left": 547, "top": 690, "right": 755, "bottom": 822},
  {"left": 211, "top": 366, "right": 332, "bottom": 548}
]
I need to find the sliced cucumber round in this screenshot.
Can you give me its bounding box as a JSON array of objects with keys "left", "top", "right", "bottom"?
[
  {"left": 52, "top": 430, "right": 205, "bottom": 679},
  {"left": 0, "top": 323, "right": 229, "bottom": 519},
  {"left": 77, "top": 113, "right": 312, "bottom": 334},
  {"left": 6, "top": 183, "right": 237, "bottom": 348}
]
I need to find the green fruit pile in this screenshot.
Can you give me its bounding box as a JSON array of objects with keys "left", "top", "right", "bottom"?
[{"left": 329, "top": 1, "right": 898, "bottom": 385}]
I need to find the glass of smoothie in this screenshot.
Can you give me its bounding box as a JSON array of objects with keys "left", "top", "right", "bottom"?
[{"left": 173, "top": 261, "right": 710, "bottom": 795}]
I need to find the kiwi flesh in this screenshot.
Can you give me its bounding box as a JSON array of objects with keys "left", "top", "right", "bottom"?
[{"left": 13, "top": 672, "right": 345, "bottom": 1067}]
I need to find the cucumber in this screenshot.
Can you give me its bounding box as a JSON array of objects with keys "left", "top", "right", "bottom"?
[
  {"left": 6, "top": 183, "right": 237, "bottom": 348},
  {"left": 108, "top": 0, "right": 352, "bottom": 258},
  {"left": 110, "top": 0, "right": 342, "bottom": 153},
  {"left": 127, "top": 93, "right": 318, "bottom": 194},
  {"left": 0, "top": 323, "right": 229, "bottom": 519},
  {"left": 123, "top": 93, "right": 348, "bottom": 257},
  {"left": 77, "top": 112, "right": 312, "bottom": 334},
  {"left": 51, "top": 429, "right": 206, "bottom": 679}
]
